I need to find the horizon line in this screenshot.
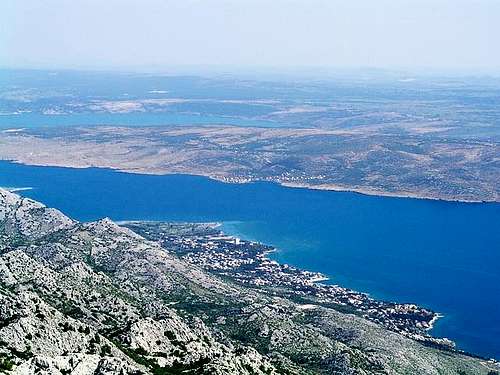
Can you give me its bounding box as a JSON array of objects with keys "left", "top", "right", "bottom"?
[{"left": 2, "top": 64, "right": 500, "bottom": 80}]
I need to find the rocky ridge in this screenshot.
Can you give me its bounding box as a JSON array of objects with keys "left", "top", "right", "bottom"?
[{"left": 0, "top": 188, "right": 498, "bottom": 374}]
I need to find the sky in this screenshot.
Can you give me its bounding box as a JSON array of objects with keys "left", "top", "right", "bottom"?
[{"left": 1, "top": 0, "right": 500, "bottom": 74}]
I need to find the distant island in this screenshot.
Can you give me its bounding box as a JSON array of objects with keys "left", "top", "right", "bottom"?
[
  {"left": 0, "top": 124, "right": 498, "bottom": 203},
  {"left": 1, "top": 70, "right": 499, "bottom": 203}
]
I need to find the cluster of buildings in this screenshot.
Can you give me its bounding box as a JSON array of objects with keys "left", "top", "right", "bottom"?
[
  {"left": 215, "top": 171, "right": 326, "bottom": 186},
  {"left": 128, "top": 221, "right": 452, "bottom": 350}
]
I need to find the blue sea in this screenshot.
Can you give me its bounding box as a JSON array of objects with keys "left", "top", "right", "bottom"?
[
  {"left": 0, "top": 161, "right": 499, "bottom": 360},
  {"left": 0, "top": 112, "right": 277, "bottom": 129}
]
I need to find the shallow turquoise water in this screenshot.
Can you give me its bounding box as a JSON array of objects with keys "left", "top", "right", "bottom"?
[{"left": 1, "top": 161, "right": 499, "bottom": 359}]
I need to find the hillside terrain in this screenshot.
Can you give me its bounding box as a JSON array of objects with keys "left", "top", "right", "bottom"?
[
  {"left": 1, "top": 71, "right": 500, "bottom": 203},
  {"left": 0, "top": 125, "right": 498, "bottom": 202},
  {"left": 0, "top": 188, "right": 498, "bottom": 374}
]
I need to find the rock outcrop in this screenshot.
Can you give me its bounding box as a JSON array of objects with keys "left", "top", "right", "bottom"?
[{"left": 0, "top": 188, "right": 497, "bottom": 374}]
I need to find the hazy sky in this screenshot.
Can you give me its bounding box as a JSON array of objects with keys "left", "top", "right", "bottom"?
[{"left": 2, "top": 0, "right": 500, "bottom": 73}]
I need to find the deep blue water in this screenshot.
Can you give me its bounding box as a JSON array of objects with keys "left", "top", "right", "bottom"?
[{"left": 0, "top": 161, "right": 499, "bottom": 360}]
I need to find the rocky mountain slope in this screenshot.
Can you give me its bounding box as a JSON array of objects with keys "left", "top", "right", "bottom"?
[{"left": 0, "top": 188, "right": 497, "bottom": 374}]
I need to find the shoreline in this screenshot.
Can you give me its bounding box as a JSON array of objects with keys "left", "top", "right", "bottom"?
[
  {"left": 2, "top": 159, "right": 498, "bottom": 204},
  {"left": 123, "top": 219, "right": 500, "bottom": 364},
  {"left": 216, "top": 223, "right": 463, "bottom": 351},
  {"left": 210, "top": 224, "right": 500, "bottom": 363},
  {"left": 0, "top": 186, "right": 34, "bottom": 193},
  {"left": 279, "top": 181, "right": 491, "bottom": 204},
  {"left": 426, "top": 313, "right": 444, "bottom": 331},
  {"left": 219, "top": 222, "right": 443, "bottom": 322},
  {"left": 141, "top": 219, "right": 464, "bottom": 358}
]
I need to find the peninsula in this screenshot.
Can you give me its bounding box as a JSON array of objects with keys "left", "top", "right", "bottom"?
[{"left": 0, "top": 188, "right": 498, "bottom": 374}]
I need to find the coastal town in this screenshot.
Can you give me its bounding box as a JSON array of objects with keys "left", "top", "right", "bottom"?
[{"left": 122, "top": 221, "right": 454, "bottom": 350}]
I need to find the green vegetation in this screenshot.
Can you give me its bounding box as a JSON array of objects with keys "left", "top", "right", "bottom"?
[
  {"left": 1, "top": 189, "right": 498, "bottom": 374},
  {"left": 100, "top": 344, "right": 112, "bottom": 357},
  {"left": 0, "top": 355, "right": 14, "bottom": 372}
]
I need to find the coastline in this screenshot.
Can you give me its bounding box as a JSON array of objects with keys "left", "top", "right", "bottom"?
[
  {"left": 219, "top": 222, "right": 443, "bottom": 324},
  {"left": 214, "top": 223, "right": 500, "bottom": 363},
  {"left": 279, "top": 181, "right": 490, "bottom": 204},
  {"left": 148, "top": 219, "right": 460, "bottom": 356},
  {"left": 0, "top": 186, "right": 33, "bottom": 192},
  {"left": 2, "top": 158, "right": 497, "bottom": 204},
  {"left": 4, "top": 165, "right": 498, "bottom": 361},
  {"left": 215, "top": 222, "right": 473, "bottom": 356},
  {"left": 426, "top": 313, "right": 444, "bottom": 331}
]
